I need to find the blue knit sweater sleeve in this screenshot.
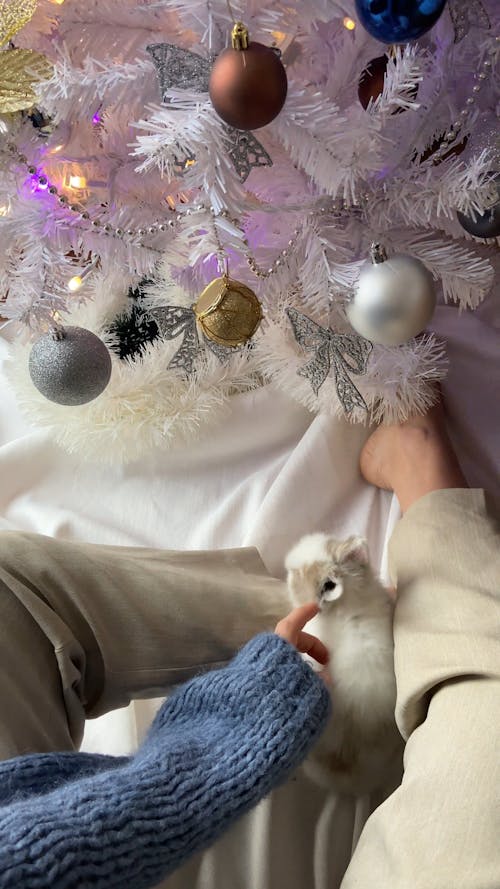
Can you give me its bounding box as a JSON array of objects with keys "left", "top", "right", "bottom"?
[{"left": 0, "top": 633, "right": 330, "bottom": 889}]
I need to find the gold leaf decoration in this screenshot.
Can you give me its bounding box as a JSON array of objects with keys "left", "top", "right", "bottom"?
[
  {"left": 0, "top": 48, "right": 53, "bottom": 113},
  {"left": 0, "top": 0, "right": 38, "bottom": 47}
]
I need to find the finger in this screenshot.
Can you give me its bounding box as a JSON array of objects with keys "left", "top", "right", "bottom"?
[
  {"left": 275, "top": 602, "right": 319, "bottom": 637},
  {"left": 320, "top": 668, "right": 332, "bottom": 687},
  {"left": 296, "top": 630, "right": 330, "bottom": 665}
]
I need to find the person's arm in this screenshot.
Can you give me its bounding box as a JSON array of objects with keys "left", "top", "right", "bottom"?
[
  {"left": 0, "top": 612, "right": 329, "bottom": 889},
  {"left": 341, "top": 489, "right": 500, "bottom": 889}
]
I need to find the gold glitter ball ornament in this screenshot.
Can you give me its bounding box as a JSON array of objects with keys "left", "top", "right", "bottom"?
[
  {"left": 194, "top": 276, "right": 263, "bottom": 347},
  {"left": 0, "top": 48, "right": 53, "bottom": 113}
]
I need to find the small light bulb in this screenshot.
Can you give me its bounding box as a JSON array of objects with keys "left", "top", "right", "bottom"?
[
  {"left": 343, "top": 16, "right": 356, "bottom": 30},
  {"left": 0, "top": 205, "right": 8, "bottom": 217},
  {"left": 165, "top": 195, "right": 176, "bottom": 210},
  {"left": 68, "top": 275, "right": 83, "bottom": 292},
  {"left": 271, "top": 31, "right": 287, "bottom": 44},
  {"left": 69, "top": 175, "right": 87, "bottom": 189},
  {"left": 50, "top": 0, "right": 65, "bottom": 5},
  {"left": 184, "top": 158, "right": 196, "bottom": 168}
]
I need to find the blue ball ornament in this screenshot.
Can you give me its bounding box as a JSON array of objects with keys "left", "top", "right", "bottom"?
[{"left": 354, "top": 0, "right": 447, "bottom": 43}]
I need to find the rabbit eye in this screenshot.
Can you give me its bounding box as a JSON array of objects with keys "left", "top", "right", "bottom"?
[{"left": 321, "top": 579, "right": 337, "bottom": 593}]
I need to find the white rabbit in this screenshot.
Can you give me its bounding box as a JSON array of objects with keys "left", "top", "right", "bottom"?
[{"left": 286, "top": 533, "right": 404, "bottom": 795}]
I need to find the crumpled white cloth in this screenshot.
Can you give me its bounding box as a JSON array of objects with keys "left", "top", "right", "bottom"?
[{"left": 0, "top": 300, "right": 498, "bottom": 889}]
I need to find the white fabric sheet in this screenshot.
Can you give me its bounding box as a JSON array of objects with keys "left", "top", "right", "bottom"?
[{"left": 0, "top": 300, "right": 498, "bottom": 888}]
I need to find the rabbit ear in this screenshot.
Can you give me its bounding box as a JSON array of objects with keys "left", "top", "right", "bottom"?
[{"left": 338, "top": 536, "right": 369, "bottom": 566}]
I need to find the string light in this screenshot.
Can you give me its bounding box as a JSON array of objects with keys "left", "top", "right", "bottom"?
[
  {"left": 165, "top": 192, "right": 191, "bottom": 210},
  {"left": 67, "top": 275, "right": 83, "bottom": 292},
  {"left": 46, "top": 120, "right": 72, "bottom": 156},
  {"left": 343, "top": 16, "right": 356, "bottom": 30},
  {"left": 67, "top": 260, "right": 98, "bottom": 292},
  {"left": 0, "top": 205, "right": 8, "bottom": 217},
  {"left": 7, "top": 144, "right": 179, "bottom": 243},
  {"left": 49, "top": 0, "right": 66, "bottom": 5},
  {"left": 68, "top": 175, "right": 87, "bottom": 189},
  {"left": 270, "top": 30, "right": 295, "bottom": 55},
  {"left": 7, "top": 32, "right": 495, "bottom": 250}
]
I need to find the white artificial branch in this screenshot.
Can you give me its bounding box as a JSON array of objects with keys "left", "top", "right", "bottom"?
[
  {"left": 131, "top": 96, "right": 248, "bottom": 213},
  {"left": 253, "top": 312, "right": 447, "bottom": 425},
  {"left": 370, "top": 45, "right": 428, "bottom": 116},
  {"left": 369, "top": 152, "right": 497, "bottom": 230},
  {"left": 398, "top": 233, "right": 494, "bottom": 309},
  {"left": 35, "top": 48, "right": 155, "bottom": 123},
  {"left": 0, "top": 0, "right": 497, "bottom": 455},
  {"left": 272, "top": 85, "right": 386, "bottom": 200}
]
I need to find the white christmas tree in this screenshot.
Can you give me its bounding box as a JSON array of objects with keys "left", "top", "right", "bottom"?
[{"left": 0, "top": 0, "right": 498, "bottom": 463}]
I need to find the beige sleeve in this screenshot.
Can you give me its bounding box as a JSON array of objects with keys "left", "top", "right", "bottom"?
[{"left": 341, "top": 489, "right": 500, "bottom": 889}]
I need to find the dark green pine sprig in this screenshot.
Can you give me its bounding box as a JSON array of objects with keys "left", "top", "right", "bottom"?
[{"left": 107, "top": 282, "right": 159, "bottom": 360}]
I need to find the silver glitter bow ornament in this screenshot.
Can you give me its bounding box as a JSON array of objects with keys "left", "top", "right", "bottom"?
[
  {"left": 146, "top": 43, "right": 272, "bottom": 182},
  {"left": 147, "top": 304, "right": 241, "bottom": 376},
  {"left": 286, "top": 307, "right": 372, "bottom": 416},
  {"left": 222, "top": 124, "right": 273, "bottom": 180},
  {"left": 147, "top": 44, "right": 211, "bottom": 94},
  {"left": 447, "top": 0, "right": 490, "bottom": 43}
]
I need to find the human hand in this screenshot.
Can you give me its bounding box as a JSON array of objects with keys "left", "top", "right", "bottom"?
[{"left": 275, "top": 603, "right": 329, "bottom": 667}]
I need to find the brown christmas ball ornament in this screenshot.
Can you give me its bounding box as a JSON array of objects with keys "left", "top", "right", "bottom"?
[
  {"left": 209, "top": 22, "right": 288, "bottom": 131},
  {"left": 194, "top": 275, "right": 263, "bottom": 347},
  {"left": 358, "top": 54, "right": 418, "bottom": 112}
]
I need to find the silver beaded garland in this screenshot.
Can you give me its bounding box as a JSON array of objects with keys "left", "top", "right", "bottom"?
[
  {"left": 2, "top": 36, "right": 497, "bottom": 253},
  {"left": 426, "top": 41, "right": 497, "bottom": 165}
]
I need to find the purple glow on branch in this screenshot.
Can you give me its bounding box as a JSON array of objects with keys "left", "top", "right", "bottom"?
[
  {"left": 28, "top": 174, "right": 49, "bottom": 193},
  {"left": 92, "top": 111, "right": 102, "bottom": 125}
]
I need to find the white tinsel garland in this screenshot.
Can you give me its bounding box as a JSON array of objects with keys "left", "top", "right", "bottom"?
[
  {"left": 4, "top": 277, "right": 261, "bottom": 464},
  {"left": 4, "top": 266, "right": 448, "bottom": 464},
  {"left": 253, "top": 314, "right": 447, "bottom": 425}
]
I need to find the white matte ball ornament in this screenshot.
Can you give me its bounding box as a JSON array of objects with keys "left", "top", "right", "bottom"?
[
  {"left": 29, "top": 325, "right": 112, "bottom": 405},
  {"left": 346, "top": 244, "right": 436, "bottom": 346}
]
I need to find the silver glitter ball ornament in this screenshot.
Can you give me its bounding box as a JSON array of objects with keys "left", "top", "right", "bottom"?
[
  {"left": 346, "top": 244, "right": 436, "bottom": 346},
  {"left": 29, "top": 326, "right": 112, "bottom": 405}
]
